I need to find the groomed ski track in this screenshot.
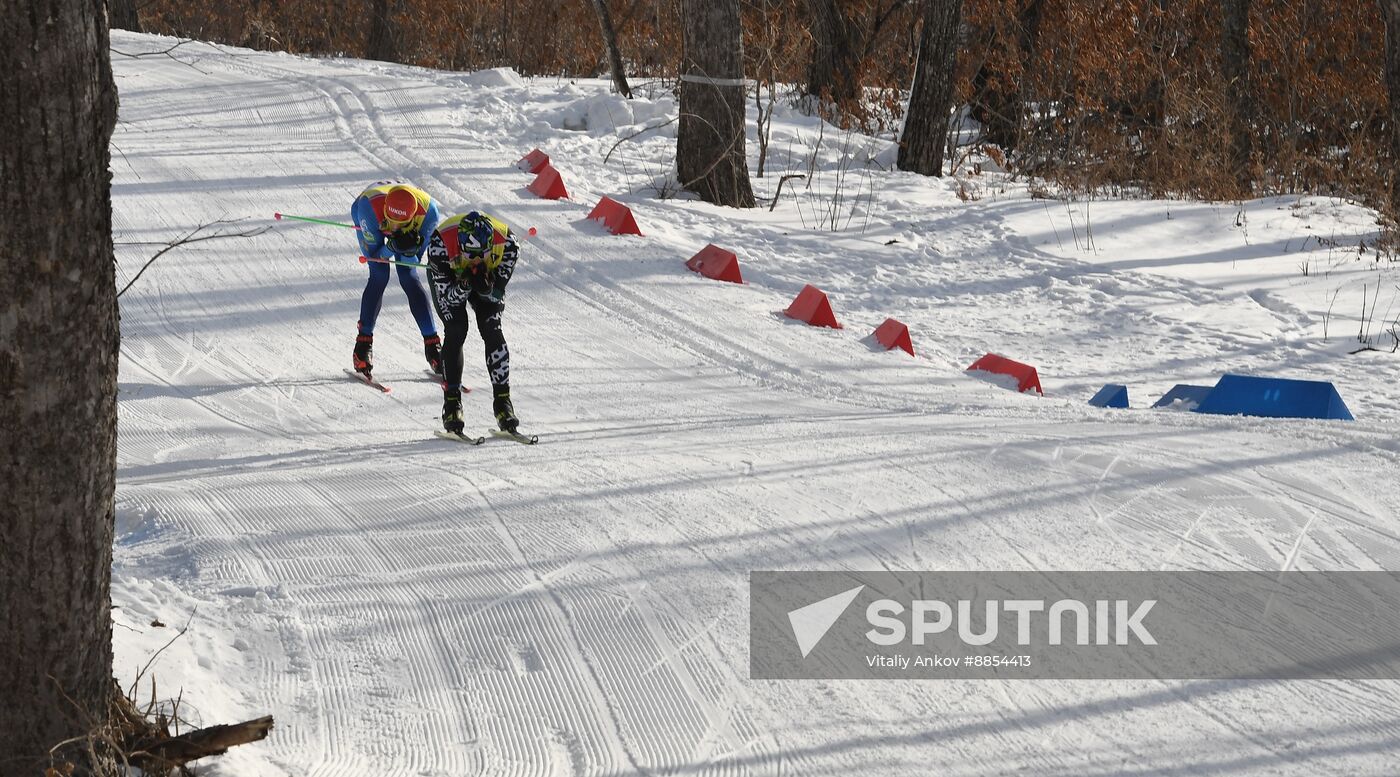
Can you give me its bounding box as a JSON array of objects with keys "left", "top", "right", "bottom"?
[{"left": 111, "top": 35, "right": 1400, "bottom": 776}]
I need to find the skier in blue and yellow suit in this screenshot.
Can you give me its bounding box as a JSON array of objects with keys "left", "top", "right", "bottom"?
[
  {"left": 426, "top": 211, "right": 521, "bottom": 435},
  {"left": 350, "top": 182, "right": 443, "bottom": 378}
]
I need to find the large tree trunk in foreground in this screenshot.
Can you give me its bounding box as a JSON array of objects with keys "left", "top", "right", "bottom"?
[
  {"left": 899, "top": 0, "right": 963, "bottom": 176},
  {"left": 677, "top": 0, "right": 755, "bottom": 207},
  {"left": 0, "top": 0, "right": 121, "bottom": 772}
]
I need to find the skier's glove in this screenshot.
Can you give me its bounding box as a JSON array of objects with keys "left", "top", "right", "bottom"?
[
  {"left": 467, "top": 267, "right": 491, "bottom": 296},
  {"left": 478, "top": 285, "right": 505, "bottom": 304}
]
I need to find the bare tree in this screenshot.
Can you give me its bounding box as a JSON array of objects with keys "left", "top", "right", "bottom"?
[
  {"left": 591, "top": 0, "right": 633, "bottom": 98},
  {"left": 1383, "top": 0, "right": 1400, "bottom": 211},
  {"left": 1, "top": 0, "right": 121, "bottom": 771},
  {"left": 898, "top": 0, "right": 962, "bottom": 176},
  {"left": 677, "top": 0, "right": 755, "bottom": 207},
  {"left": 1222, "top": 0, "right": 1254, "bottom": 195},
  {"left": 802, "top": 0, "right": 912, "bottom": 123},
  {"left": 108, "top": 0, "right": 141, "bottom": 32},
  {"left": 803, "top": 0, "right": 861, "bottom": 112},
  {"left": 969, "top": 0, "right": 1045, "bottom": 150},
  {"left": 366, "top": 0, "right": 399, "bottom": 62}
]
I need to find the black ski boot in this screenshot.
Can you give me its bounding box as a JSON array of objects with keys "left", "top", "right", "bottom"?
[
  {"left": 442, "top": 389, "right": 464, "bottom": 434},
  {"left": 423, "top": 334, "right": 443, "bottom": 376},
  {"left": 492, "top": 387, "right": 519, "bottom": 433},
  {"left": 352, "top": 333, "right": 374, "bottom": 376}
]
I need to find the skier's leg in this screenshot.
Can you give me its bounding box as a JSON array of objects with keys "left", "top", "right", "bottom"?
[
  {"left": 351, "top": 261, "right": 390, "bottom": 374},
  {"left": 357, "top": 261, "right": 390, "bottom": 335},
  {"left": 429, "top": 279, "right": 472, "bottom": 433},
  {"left": 429, "top": 275, "right": 472, "bottom": 393},
  {"left": 397, "top": 263, "right": 443, "bottom": 373},
  {"left": 472, "top": 298, "right": 509, "bottom": 390},
  {"left": 472, "top": 298, "right": 516, "bottom": 431},
  {"left": 395, "top": 264, "right": 439, "bottom": 338}
]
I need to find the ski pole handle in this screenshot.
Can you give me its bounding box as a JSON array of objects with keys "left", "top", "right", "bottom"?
[
  {"left": 275, "top": 212, "right": 361, "bottom": 230},
  {"left": 360, "top": 255, "right": 428, "bottom": 269}
]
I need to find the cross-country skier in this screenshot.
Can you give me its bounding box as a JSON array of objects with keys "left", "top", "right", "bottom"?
[
  {"left": 425, "top": 211, "right": 521, "bottom": 435},
  {"left": 350, "top": 182, "right": 443, "bottom": 378}
]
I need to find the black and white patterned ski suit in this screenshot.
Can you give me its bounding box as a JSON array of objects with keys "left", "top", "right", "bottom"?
[{"left": 425, "top": 212, "right": 519, "bottom": 393}]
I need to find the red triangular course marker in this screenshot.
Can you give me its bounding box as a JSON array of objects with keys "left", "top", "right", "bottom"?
[
  {"left": 685, "top": 244, "right": 743, "bottom": 284},
  {"left": 873, "top": 318, "right": 914, "bottom": 356},
  {"left": 967, "top": 352, "right": 1043, "bottom": 395},
  {"left": 587, "top": 196, "right": 643, "bottom": 236},
  {"left": 517, "top": 148, "right": 550, "bottom": 174},
  {"left": 527, "top": 163, "right": 569, "bottom": 200},
  {"left": 785, "top": 284, "right": 841, "bottom": 329}
]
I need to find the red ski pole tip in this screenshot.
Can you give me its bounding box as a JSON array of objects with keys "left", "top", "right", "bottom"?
[
  {"left": 358, "top": 256, "right": 368, "bottom": 263},
  {"left": 274, "top": 212, "right": 283, "bottom": 220},
  {"left": 528, "top": 227, "right": 538, "bottom": 236}
]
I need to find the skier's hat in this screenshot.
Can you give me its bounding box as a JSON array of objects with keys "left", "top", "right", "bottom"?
[
  {"left": 458, "top": 212, "right": 496, "bottom": 258},
  {"left": 383, "top": 186, "right": 418, "bottom": 225}
]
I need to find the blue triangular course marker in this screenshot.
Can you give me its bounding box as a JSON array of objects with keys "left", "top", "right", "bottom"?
[
  {"left": 1193, "top": 374, "right": 1353, "bottom": 420},
  {"left": 1088, "top": 383, "right": 1129, "bottom": 409},
  {"left": 1152, "top": 384, "right": 1214, "bottom": 410}
]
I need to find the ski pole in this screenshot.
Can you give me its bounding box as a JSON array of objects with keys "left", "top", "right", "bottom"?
[
  {"left": 360, "top": 255, "right": 428, "bottom": 269},
  {"left": 274, "top": 212, "right": 361, "bottom": 230}
]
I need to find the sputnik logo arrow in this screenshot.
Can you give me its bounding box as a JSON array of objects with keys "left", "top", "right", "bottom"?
[{"left": 787, "top": 585, "right": 865, "bottom": 658}]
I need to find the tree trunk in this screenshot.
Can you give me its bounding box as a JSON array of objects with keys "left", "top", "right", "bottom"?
[
  {"left": 0, "top": 0, "right": 121, "bottom": 773},
  {"left": 1222, "top": 0, "right": 1254, "bottom": 195},
  {"left": 591, "top": 0, "right": 633, "bottom": 98},
  {"left": 970, "top": 0, "right": 1044, "bottom": 150},
  {"left": 803, "top": 0, "right": 861, "bottom": 115},
  {"left": 677, "top": 0, "right": 755, "bottom": 207},
  {"left": 365, "top": 0, "right": 399, "bottom": 63},
  {"left": 1383, "top": 0, "right": 1400, "bottom": 212},
  {"left": 108, "top": 0, "right": 140, "bottom": 32},
  {"left": 899, "top": 0, "right": 963, "bottom": 176}
]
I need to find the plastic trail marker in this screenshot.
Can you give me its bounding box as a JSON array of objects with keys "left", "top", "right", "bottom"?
[
  {"left": 360, "top": 255, "right": 428, "bottom": 269},
  {"left": 274, "top": 212, "right": 361, "bottom": 230}
]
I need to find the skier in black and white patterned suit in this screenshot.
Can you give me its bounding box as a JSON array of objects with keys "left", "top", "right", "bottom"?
[{"left": 425, "top": 211, "right": 521, "bottom": 435}]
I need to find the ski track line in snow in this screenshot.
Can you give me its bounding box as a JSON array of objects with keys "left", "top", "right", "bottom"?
[{"left": 437, "top": 462, "right": 646, "bottom": 776}]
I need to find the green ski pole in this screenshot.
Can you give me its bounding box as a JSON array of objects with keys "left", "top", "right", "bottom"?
[{"left": 274, "top": 212, "right": 361, "bottom": 230}]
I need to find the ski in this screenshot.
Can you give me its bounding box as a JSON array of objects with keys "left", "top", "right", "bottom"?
[
  {"left": 490, "top": 429, "right": 539, "bottom": 445},
  {"left": 434, "top": 430, "right": 485, "bottom": 445},
  {"left": 344, "top": 368, "right": 391, "bottom": 393},
  {"left": 424, "top": 369, "right": 470, "bottom": 392}
]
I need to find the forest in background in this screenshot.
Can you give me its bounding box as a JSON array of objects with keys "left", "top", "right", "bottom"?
[{"left": 126, "top": 0, "right": 1390, "bottom": 216}]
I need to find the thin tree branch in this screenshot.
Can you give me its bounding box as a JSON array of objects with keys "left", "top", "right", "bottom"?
[
  {"left": 110, "top": 39, "right": 210, "bottom": 74},
  {"left": 116, "top": 221, "right": 270, "bottom": 299},
  {"left": 127, "top": 609, "right": 196, "bottom": 700},
  {"left": 769, "top": 174, "right": 806, "bottom": 211},
  {"left": 604, "top": 117, "right": 679, "bottom": 164}
]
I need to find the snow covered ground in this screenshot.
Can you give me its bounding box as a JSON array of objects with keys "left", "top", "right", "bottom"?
[{"left": 109, "top": 32, "right": 1400, "bottom": 776}]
